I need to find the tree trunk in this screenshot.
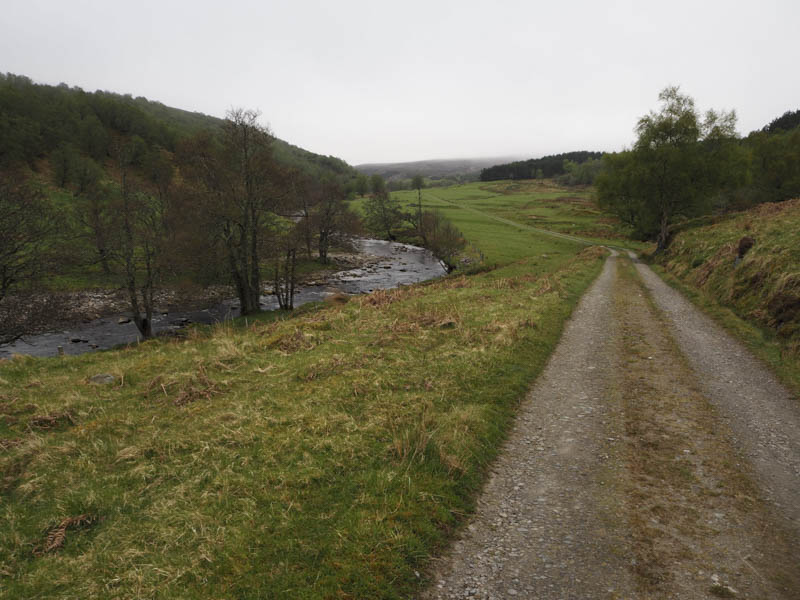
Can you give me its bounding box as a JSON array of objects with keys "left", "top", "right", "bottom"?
[
  {"left": 417, "top": 189, "right": 427, "bottom": 245},
  {"left": 655, "top": 211, "right": 671, "bottom": 254},
  {"left": 274, "top": 248, "right": 296, "bottom": 310},
  {"left": 318, "top": 231, "right": 329, "bottom": 264}
]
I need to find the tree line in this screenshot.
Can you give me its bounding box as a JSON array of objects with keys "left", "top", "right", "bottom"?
[
  {"left": 480, "top": 151, "right": 603, "bottom": 181},
  {"left": 597, "top": 87, "right": 800, "bottom": 252},
  {"left": 0, "top": 107, "right": 362, "bottom": 342}
]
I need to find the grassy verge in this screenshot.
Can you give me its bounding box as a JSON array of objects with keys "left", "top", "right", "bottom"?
[
  {"left": 654, "top": 199, "right": 800, "bottom": 396},
  {"left": 1, "top": 181, "right": 611, "bottom": 598},
  {"left": 651, "top": 265, "right": 799, "bottom": 396}
]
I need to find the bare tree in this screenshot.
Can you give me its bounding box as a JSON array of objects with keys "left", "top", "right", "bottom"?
[
  {"left": 420, "top": 210, "right": 466, "bottom": 273},
  {"left": 0, "top": 169, "right": 60, "bottom": 343},
  {"left": 111, "top": 145, "right": 168, "bottom": 339},
  {"left": 182, "top": 109, "right": 287, "bottom": 315},
  {"left": 0, "top": 170, "right": 56, "bottom": 305}
]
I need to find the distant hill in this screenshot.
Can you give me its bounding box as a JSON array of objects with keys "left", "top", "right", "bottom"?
[{"left": 355, "top": 157, "right": 521, "bottom": 186}]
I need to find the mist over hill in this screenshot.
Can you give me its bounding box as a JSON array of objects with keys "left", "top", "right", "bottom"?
[{"left": 355, "top": 156, "right": 522, "bottom": 185}]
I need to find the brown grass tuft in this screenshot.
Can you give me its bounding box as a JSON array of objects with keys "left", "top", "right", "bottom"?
[
  {"left": 324, "top": 292, "right": 350, "bottom": 305},
  {"left": 0, "top": 438, "right": 24, "bottom": 452},
  {"left": 33, "top": 514, "right": 98, "bottom": 556},
  {"left": 173, "top": 365, "right": 221, "bottom": 407},
  {"left": 29, "top": 412, "right": 74, "bottom": 430}
]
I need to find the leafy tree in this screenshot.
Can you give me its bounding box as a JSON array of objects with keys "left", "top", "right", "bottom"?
[
  {"left": 0, "top": 169, "right": 64, "bottom": 344},
  {"left": 558, "top": 158, "right": 604, "bottom": 186},
  {"left": 746, "top": 128, "right": 800, "bottom": 204},
  {"left": 354, "top": 174, "right": 369, "bottom": 197},
  {"left": 51, "top": 143, "right": 79, "bottom": 187},
  {"left": 597, "top": 86, "right": 743, "bottom": 252},
  {"left": 370, "top": 174, "right": 386, "bottom": 195},
  {"left": 762, "top": 109, "right": 800, "bottom": 134},
  {"left": 364, "top": 185, "right": 403, "bottom": 240},
  {"left": 312, "top": 176, "right": 360, "bottom": 263}
]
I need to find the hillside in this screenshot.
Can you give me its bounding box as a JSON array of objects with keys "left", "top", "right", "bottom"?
[
  {"left": 656, "top": 198, "right": 800, "bottom": 389},
  {"left": 0, "top": 73, "right": 355, "bottom": 179},
  {"left": 480, "top": 151, "right": 604, "bottom": 181},
  {"left": 355, "top": 156, "right": 518, "bottom": 186}
]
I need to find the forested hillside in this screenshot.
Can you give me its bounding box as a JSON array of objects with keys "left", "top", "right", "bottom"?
[
  {"left": 0, "top": 73, "right": 354, "bottom": 179},
  {"left": 479, "top": 151, "right": 603, "bottom": 181},
  {"left": 356, "top": 157, "right": 511, "bottom": 189},
  {"left": 0, "top": 74, "right": 358, "bottom": 343}
]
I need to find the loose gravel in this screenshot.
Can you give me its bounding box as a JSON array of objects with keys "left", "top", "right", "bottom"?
[
  {"left": 424, "top": 253, "right": 800, "bottom": 599},
  {"left": 633, "top": 256, "right": 800, "bottom": 536},
  {"left": 424, "top": 254, "right": 635, "bottom": 599}
]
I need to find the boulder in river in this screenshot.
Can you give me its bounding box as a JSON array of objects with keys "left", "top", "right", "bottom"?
[{"left": 118, "top": 317, "right": 132, "bottom": 324}]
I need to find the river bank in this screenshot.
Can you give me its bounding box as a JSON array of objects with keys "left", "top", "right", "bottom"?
[{"left": 0, "top": 239, "right": 446, "bottom": 358}]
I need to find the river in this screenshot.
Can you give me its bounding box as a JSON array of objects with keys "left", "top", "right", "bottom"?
[{"left": 0, "top": 239, "right": 446, "bottom": 359}]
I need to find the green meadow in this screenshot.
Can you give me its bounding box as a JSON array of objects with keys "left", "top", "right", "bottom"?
[{"left": 1, "top": 181, "right": 612, "bottom": 599}]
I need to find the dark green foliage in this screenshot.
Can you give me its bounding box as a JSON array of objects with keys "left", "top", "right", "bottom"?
[
  {"left": 557, "top": 158, "right": 604, "bottom": 186},
  {"left": 353, "top": 173, "right": 369, "bottom": 196},
  {"left": 0, "top": 73, "right": 180, "bottom": 168},
  {"left": 480, "top": 151, "right": 603, "bottom": 181},
  {"left": 762, "top": 109, "right": 800, "bottom": 134},
  {"left": 364, "top": 178, "right": 403, "bottom": 239},
  {"left": 744, "top": 128, "right": 800, "bottom": 205},
  {"left": 596, "top": 87, "right": 745, "bottom": 251},
  {"left": 0, "top": 72, "right": 356, "bottom": 182}
]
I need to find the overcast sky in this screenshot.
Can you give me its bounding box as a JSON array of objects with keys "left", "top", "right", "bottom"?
[{"left": 2, "top": 0, "right": 798, "bottom": 165}]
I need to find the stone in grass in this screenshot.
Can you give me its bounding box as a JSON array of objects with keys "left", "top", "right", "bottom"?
[{"left": 89, "top": 373, "right": 116, "bottom": 385}]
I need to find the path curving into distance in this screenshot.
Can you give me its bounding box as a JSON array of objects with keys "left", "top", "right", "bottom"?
[{"left": 425, "top": 253, "right": 800, "bottom": 599}]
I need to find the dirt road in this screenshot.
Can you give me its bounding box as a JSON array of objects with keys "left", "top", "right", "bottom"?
[{"left": 425, "top": 254, "right": 800, "bottom": 599}]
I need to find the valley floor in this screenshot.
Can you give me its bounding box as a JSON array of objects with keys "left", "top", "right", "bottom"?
[{"left": 425, "top": 254, "right": 800, "bottom": 599}]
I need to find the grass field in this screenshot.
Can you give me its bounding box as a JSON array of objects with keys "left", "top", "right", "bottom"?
[
  {"left": 1, "top": 180, "right": 611, "bottom": 598},
  {"left": 384, "top": 180, "right": 649, "bottom": 261}
]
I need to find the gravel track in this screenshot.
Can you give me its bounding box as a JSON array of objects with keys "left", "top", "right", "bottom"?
[
  {"left": 425, "top": 253, "right": 800, "bottom": 599},
  {"left": 633, "top": 257, "right": 800, "bottom": 535},
  {"left": 425, "top": 254, "right": 635, "bottom": 599}
]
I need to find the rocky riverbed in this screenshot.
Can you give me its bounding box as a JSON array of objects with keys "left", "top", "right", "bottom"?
[{"left": 0, "top": 239, "right": 446, "bottom": 359}]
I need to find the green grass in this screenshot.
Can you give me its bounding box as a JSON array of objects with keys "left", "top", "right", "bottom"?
[
  {"left": 389, "top": 180, "right": 649, "bottom": 257},
  {"left": 655, "top": 198, "right": 800, "bottom": 395},
  {"left": 1, "top": 181, "right": 614, "bottom": 598}
]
